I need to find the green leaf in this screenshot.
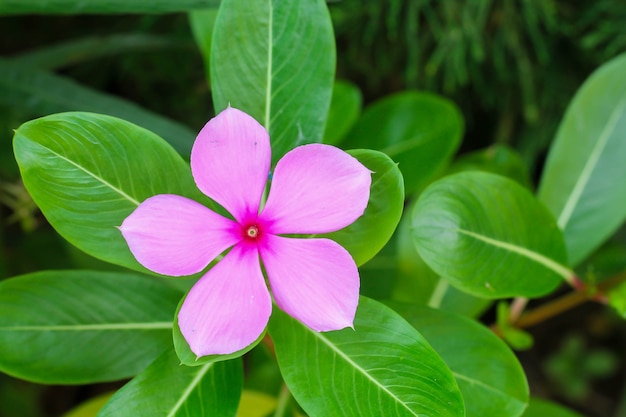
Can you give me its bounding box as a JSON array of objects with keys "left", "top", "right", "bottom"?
[
  {"left": 13, "top": 112, "right": 203, "bottom": 272},
  {"left": 342, "top": 91, "right": 463, "bottom": 193},
  {"left": 323, "top": 149, "right": 404, "bottom": 266},
  {"left": 538, "top": 52, "right": 626, "bottom": 266},
  {"left": 412, "top": 171, "right": 571, "bottom": 298},
  {"left": 0, "top": 270, "right": 181, "bottom": 384},
  {"left": 448, "top": 144, "right": 532, "bottom": 188},
  {"left": 269, "top": 297, "right": 465, "bottom": 417},
  {"left": 63, "top": 393, "right": 113, "bottom": 417},
  {"left": 98, "top": 349, "right": 242, "bottom": 417},
  {"left": 236, "top": 391, "right": 277, "bottom": 417},
  {"left": 12, "top": 34, "right": 180, "bottom": 71},
  {"left": 0, "top": 58, "right": 195, "bottom": 155},
  {"left": 393, "top": 204, "right": 492, "bottom": 318},
  {"left": 323, "top": 80, "right": 362, "bottom": 145},
  {"left": 211, "top": 0, "right": 335, "bottom": 164},
  {"left": 521, "top": 398, "right": 584, "bottom": 417},
  {"left": 391, "top": 304, "right": 529, "bottom": 417},
  {"left": 0, "top": 0, "right": 220, "bottom": 14}
]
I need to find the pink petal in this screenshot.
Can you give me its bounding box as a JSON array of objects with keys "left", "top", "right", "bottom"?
[
  {"left": 178, "top": 243, "right": 272, "bottom": 356},
  {"left": 191, "top": 107, "right": 271, "bottom": 223},
  {"left": 260, "top": 144, "right": 371, "bottom": 234},
  {"left": 259, "top": 235, "right": 359, "bottom": 331},
  {"left": 119, "top": 194, "right": 239, "bottom": 276}
]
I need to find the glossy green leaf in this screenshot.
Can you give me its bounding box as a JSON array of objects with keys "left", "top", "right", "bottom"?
[
  {"left": 538, "top": 52, "right": 626, "bottom": 266},
  {"left": 342, "top": 91, "right": 463, "bottom": 193},
  {"left": 391, "top": 304, "right": 528, "bottom": 417},
  {"left": 0, "top": 58, "right": 196, "bottom": 155},
  {"left": 323, "top": 80, "right": 362, "bottom": 145},
  {"left": 0, "top": 270, "right": 182, "bottom": 384},
  {"left": 99, "top": 349, "right": 242, "bottom": 417},
  {"left": 323, "top": 149, "right": 404, "bottom": 266},
  {"left": 269, "top": 297, "right": 465, "bottom": 417},
  {"left": 393, "top": 204, "right": 492, "bottom": 318},
  {"left": 521, "top": 398, "right": 584, "bottom": 417},
  {"left": 0, "top": 0, "right": 220, "bottom": 14},
  {"left": 13, "top": 112, "right": 203, "bottom": 272},
  {"left": 412, "top": 171, "right": 571, "bottom": 298},
  {"left": 211, "top": 0, "right": 335, "bottom": 164}
]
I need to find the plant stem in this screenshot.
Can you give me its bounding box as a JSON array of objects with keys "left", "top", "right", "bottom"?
[
  {"left": 512, "top": 272, "right": 626, "bottom": 329},
  {"left": 273, "top": 384, "right": 292, "bottom": 417}
]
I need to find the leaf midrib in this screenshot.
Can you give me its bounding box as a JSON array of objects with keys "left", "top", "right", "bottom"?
[
  {"left": 314, "top": 331, "right": 421, "bottom": 417},
  {"left": 557, "top": 95, "right": 626, "bottom": 229},
  {"left": 166, "top": 362, "right": 213, "bottom": 417}
]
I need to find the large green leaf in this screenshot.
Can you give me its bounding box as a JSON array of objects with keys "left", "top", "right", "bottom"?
[
  {"left": 13, "top": 112, "right": 203, "bottom": 272},
  {"left": 521, "top": 399, "right": 584, "bottom": 417},
  {"left": 98, "top": 349, "right": 242, "bottom": 417},
  {"left": 323, "top": 149, "right": 404, "bottom": 266},
  {"left": 269, "top": 297, "right": 465, "bottom": 417},
  {"left": 0, "top": 0, "right": 220, "bottom": 14},
  {"left": 323, "top": 80, "right": 362, "bottom": 145},
  {"left": 0, "top": 58, "right": 195, "bottom": 155},
  {"left": 211, "top": 0, "right": 335, "bottom": 164},
  {"left": 0, "top": 270, "right": 181, "bottom": 384},
  {"left": 391, "top": 304, "right": 528, "bottom": 417},
  {"left": 412, "top": 171, "right": 571, "bottom": 298},
  {"left": 538, "top": 52, "right": 626, "bottom": 266},
  {"left": 189, "top": 9, "right": 219, "bottom": 84},
  {"left": 342, "top": 91, "right": 463, "bottom": 193}
]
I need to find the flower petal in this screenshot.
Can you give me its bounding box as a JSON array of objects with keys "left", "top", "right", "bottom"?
[
  {"left": 259, "top": 235, "right": 359, "bottom": 331},
  {"left": 119, "top": 194, "right": 239, "bottom": 276},
  {"left": 178, "top": 243, "right": 272, "bottom": 356},
  {"left": 260, "top": 144, "right": 371, "bottom": 234},
  {"left": 191, "top": 107, "right": 271, "bottom": 223}
]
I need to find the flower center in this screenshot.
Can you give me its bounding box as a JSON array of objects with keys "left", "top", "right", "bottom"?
[{"left": 246, "top": 225, "right": 259, "bottom": 239}]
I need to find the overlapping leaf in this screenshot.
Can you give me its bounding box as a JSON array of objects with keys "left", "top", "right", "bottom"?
[
  {"left": 538, "top": 52, "right": 626, "bottom": 266},
  {"left": 342, "top": 91, "right": 463, "bottom": 193},
  {"left": 392, "top": 304, "right": 529, "bottom": 417},
  {"left": 412, "top": 171, "right": 571, "bottom": 298},
  {"left": 13, "top": 112, "right": 203, "bottom": 272},
  {"left": 0, "top": 270, "right": 181, "bottom": 384},
  {"left": 98, "top": 349, "right": 242, "bottom": 417},
  {"left": 269, "top": 297, "right": 465, "bottom": 417},
  {"left": 211, "top": 0, "right": 335, "bottom": 164}
]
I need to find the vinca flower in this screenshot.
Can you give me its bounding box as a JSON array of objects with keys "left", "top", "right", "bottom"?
[{"left": 120, "top": 107, "right": 371, "bottom": 356}]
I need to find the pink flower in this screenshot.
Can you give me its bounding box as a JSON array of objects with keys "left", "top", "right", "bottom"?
[{"left": 119, "top": 107, "right": 371, "bottom": 357}]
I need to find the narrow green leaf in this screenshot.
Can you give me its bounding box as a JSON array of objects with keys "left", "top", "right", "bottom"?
[
  {"left": 0, "top": 0, "right": 220, "bottom": 14},
  {"left": 323, "top": 149, "right": 404, "bottom": 266},
  {"left": 0, "top": 58, "right": 195, "bottom": 155},
  {"left": 269, "top": 297, "right": 465, "bottom": 417},
  {"left": 98, "top": 349, "right": 242, "bottom": 417},
  {"left": 0, "top": 270, "right": 182, "bottom": 384},
  {"left": 323, "top": 80, "right": 362, "bottom": 145},
  {"left": 211, "top": 0, "right": 335, "bottom": 164},
  {"left": 342, "top": 91, "right": 463, "bottom": 193},
  {"left": 11, "top": 34, "right": 181, "bottom": 71},
  {"left": 522, "top": 398, "right": 584, "bottom": 417},
  {"left": 412, "top": 172, "right": 571, "bottom": 298},
  {"left": 13, "top": 112, "right": 202, "bottom": 272},
  {"left": 538, "top": 52, "right": 626, "bottom": 265},
  {"left": 391, "top": 304, "right": 529, "bottom": 417}
]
